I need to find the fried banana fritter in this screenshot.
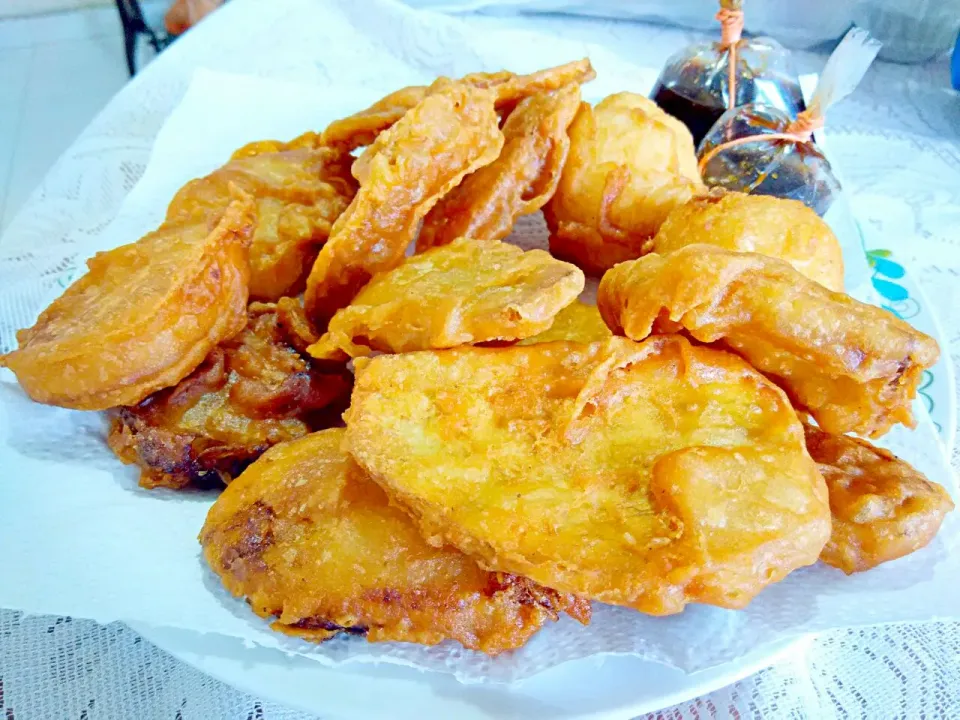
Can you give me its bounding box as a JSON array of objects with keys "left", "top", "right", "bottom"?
[
  {"left": 417, "top": 85, "right": 581, "bottom": 250},
  {"left": 646, "top": 190, "right": 845, "bottom": 292},
  {"left": 321, "top": 58, "right": 595, "bottom": 153},
  {"left": 107, "top": 307, "right": 351, "bottom": 490},
  {"left": 804, "top": 423, "right": 954, "bottom": 574},
  {"left": 1, "top": 196, "right": 255, "bottom": 411},
  {"left": 166, "top": 145, "right": 357, "bottom": 301},
  {"left": 544, "top": 93, "right": 705, "bottom": 275},
  {"left": 302, "top": 83, "right": 504, "bottom": 329},
  {"left": 307, "top": 237, "right": 583, "bottom": 360},
  {"left": 518, "top": 301, "right": 612, "bottom": 345},
  {"left": 598, "top": 245, "right": 940, "bottom": 437},
  {"left": 345, "top": 336, "right": 830, "bottom": 615},
  {"left": 200, "top": 429, "right": 590, "bottom": 653}
]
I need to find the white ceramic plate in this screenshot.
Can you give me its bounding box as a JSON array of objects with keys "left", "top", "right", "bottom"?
[
  {"left": 129, "top": 243, "right": 955, "bottom": 719},
  {"left": 130, "top": 622, "right": 807, "bottom": 720}
]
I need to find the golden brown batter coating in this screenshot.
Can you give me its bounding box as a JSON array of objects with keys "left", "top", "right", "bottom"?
[
  {"left": 346, "top": 336, "right": 830, "bottom": 616},
  {"left": 417, "top": 85, "right": 581, "bottom": 250},
  {"left": 320, "top": 58, "right": 595, "bottom": 153},
  {"left": 200, "top": 429, "right": 589, "bottom": 653},
  {"left": 307, "top": 237, "right": 583, "bottom": 360},
  {"left": 646, "top": 190, "right": 845, "bottom": 292},
  {"left": 108, "top": 307, "right": 351, "bottom": 490},
  {"left": 1, "top": 195, "right": 255, "bottom": 411},
  {"left": 518, "top": 301, "right": 612, "bottom": 345},
  {"left": 598, "top": 245, "right": 940, "bottom": 437},
  {"left": 303, "top": 83, "right": 504, "bottom": 329},
  {"left": 804, "top": 423, "right": 954, "bottom": 574},
  {"left": 544, "top": 93, "right": 705, "bottom": 275},
  {"left": 166, "top": 144, "right": 357, "bottom": 301}
]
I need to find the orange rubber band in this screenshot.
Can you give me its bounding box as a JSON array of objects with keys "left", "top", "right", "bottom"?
[{"left": 697, "top": 108, "right": 825, "bottom": 174}]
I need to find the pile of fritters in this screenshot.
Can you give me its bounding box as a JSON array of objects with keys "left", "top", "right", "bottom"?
[{"left": 2, "top": 58, "right": 952, "bottom": 658}]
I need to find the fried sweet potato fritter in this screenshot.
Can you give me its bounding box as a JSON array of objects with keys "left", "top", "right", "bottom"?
[
  {"left": 307, "top": 237, "right": 584, "bottom": 360},
  {"left": 646, "top": 190, "right": 845, "bottom": 292},
  {"left": 108, "top": 307, "right": 351, "bottom": 490},
  {"left": 320, "top": 58, "right": 595, "bottom": 153},
  {"left": 345, "top": 336, "right": 830, "bottom": 615},
  {"left": 166, "top": 145, "right": 357, "bottom": 301},
  {"left": 804, "top": 423, "right": 954, "bottom": 574},
  {"left": 200, "top": 429, "right": 589, "bottom": 653},
  {"left": 544, "top": 93, "right": 705, "bottom": 275},
  {"left": 1, "top": 195, "right": 255, "bottom": 411},
  {"left": 518, "top": 301, "right": 612, "bottom": 345},
  {"left": 417, "top": 85, "right": 581, "bottom": 250},
  {"left": 302, "top": 84, "right": 504, "bottom": 329},
  {"left": 598, "top": 245, "right": 941, "bottom": 437}
]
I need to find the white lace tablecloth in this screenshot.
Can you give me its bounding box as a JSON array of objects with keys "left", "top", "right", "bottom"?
[{"left": 1, "top": 0, "right": 958, "bottom": 717}]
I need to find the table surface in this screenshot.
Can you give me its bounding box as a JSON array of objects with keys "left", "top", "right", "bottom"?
[{"left": 1, "top": 0, "right": 959, "bottom": 717}]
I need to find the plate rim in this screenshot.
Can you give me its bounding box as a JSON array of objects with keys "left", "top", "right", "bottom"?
[{"left": 127, "top": 621, "right": 809, "bottom": 720}]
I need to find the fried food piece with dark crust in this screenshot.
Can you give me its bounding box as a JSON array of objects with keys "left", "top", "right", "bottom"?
[
  {"left": 646, "top": 190, "right": 845, "bottom": 292},
  {"left": 200, "top": 429, "right": 590, "bottom": 653},
  {"left": 345, "top": 336, "right": 830, "bottom": 616},
  {"left": 166, "top": 145, "right": 357, "bottom": 301},
  {"left": 1, "top": 196, "right": 255, "bottom": 411},
  {"left": 302, "top": 84, "right": 504, "bottom": 328},
  {"left": 598, "top": 245, "right": 940, "bottom": 437},
  {"left": 307, "top": 237, "right": 583, "bottom": 360},
  {"left": 417, "top": 85, "right": 581, "bottom": 250},
  {"left": 107, "top": 307, "right": 351, "bottom": 490},
  {"left": 804, "top": 423, "right": 954, "bottom": 574},
  {"left": 544, "top": 93, "right": 705, "bottom": 275},
  {"left": 321, "top": 58, "right": 595, "bottom": 153},
  {"left": 518, "top": 301, "right": 612, "bottom": 345}
]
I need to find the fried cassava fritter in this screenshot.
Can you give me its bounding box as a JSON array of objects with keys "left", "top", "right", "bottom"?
[
  {"left": 544, "top": 93, "right": 705, "bottom": 275},
  {"left": 307, "top": 237, "right": 583, "bottom": 360},
  {"left": 804, "top": 423, "right": 954, "bottom": 574},
  {"left": 345, "top": 336, "right": 830, "bottom": 616},
  {"left": 1, "top": 195, "right": 255, "bottom": 411},
  {"left": 598, "top": 245, "right": 940, "bottom": 437},
  {"left": 108, "top": 307, "right": 351, "bottom": 490},
  {"left": 645, "top": 190, "right": 845, "bottom": 292},
  {"left": 165, "top": 143, "right": 357, "bottom": 301},
  {"left": 320, "top": 58, "right": 595, "bottom": 153},
  {"left": 417, "top": 84, "right": 581, "bottom": 250},
  {"left": 303, "top": 83, "right": 504, "bottom": 329},
  {"left": 200, "top": 429, "right": 590, "bottom": 653}
]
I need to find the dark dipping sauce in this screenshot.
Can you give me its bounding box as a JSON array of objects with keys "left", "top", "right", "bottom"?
[
  {"left": 698, "top": 106, "right": 840, "bottom": 218},
  {"left": 650, "top": 57, "right": 806, "bottom": 147},
  {"left": 651, "top": 84, "right": 728, "bottom": 147}
]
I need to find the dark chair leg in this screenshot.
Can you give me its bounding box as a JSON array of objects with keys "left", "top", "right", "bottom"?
[{"left": 116, "top": 0, "right": 172, "bottom": 76}]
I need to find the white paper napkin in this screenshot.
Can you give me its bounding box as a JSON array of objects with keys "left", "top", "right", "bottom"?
[{"left": 0, "top": 70, "right": 956, "bottom": 685}]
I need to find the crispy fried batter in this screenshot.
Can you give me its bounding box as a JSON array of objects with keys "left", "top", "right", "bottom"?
[
  {"left": 417, "top": 85, "right": 581, "bottom": 250},
  {"left": 518, "top": 301, "right": 612, "bottom": 345},
  {"left": 320, "top": 58, "right": 595, "bottom": 153},
  {"left": 544, "top": 93, "right": 705, "bottom": 275},
  {"left": 598, "top": 246, "right": 940, "bottom": 437},
  {"left": 646, "top": 190, "right": 845, "bottom": 292},
  {"left": 200, "top": 429, "right": 589, "bottom": 653},
  {"left": 302, "top": 84, "right": 504, "bottom": 329},
  {"left": 307, "top": 237, "right": 583, "bottom": 360},
  {"left": 345, "top": 336, "right": 830, "bottom": 615},
  {"left": 804, "top": 423, "right": 954, "bottom": 574},
  {"left": 107, "top": 307, "right": 351, "bottom": 490},
  {"left": 228, "top": 130, "right": 325, "bottom": 160},
  {"left": 0, "top": 196, "right": 255, "bottom": 411},
  {"left": 166, "top": 145, "right": 357, "bottom": 301}
]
